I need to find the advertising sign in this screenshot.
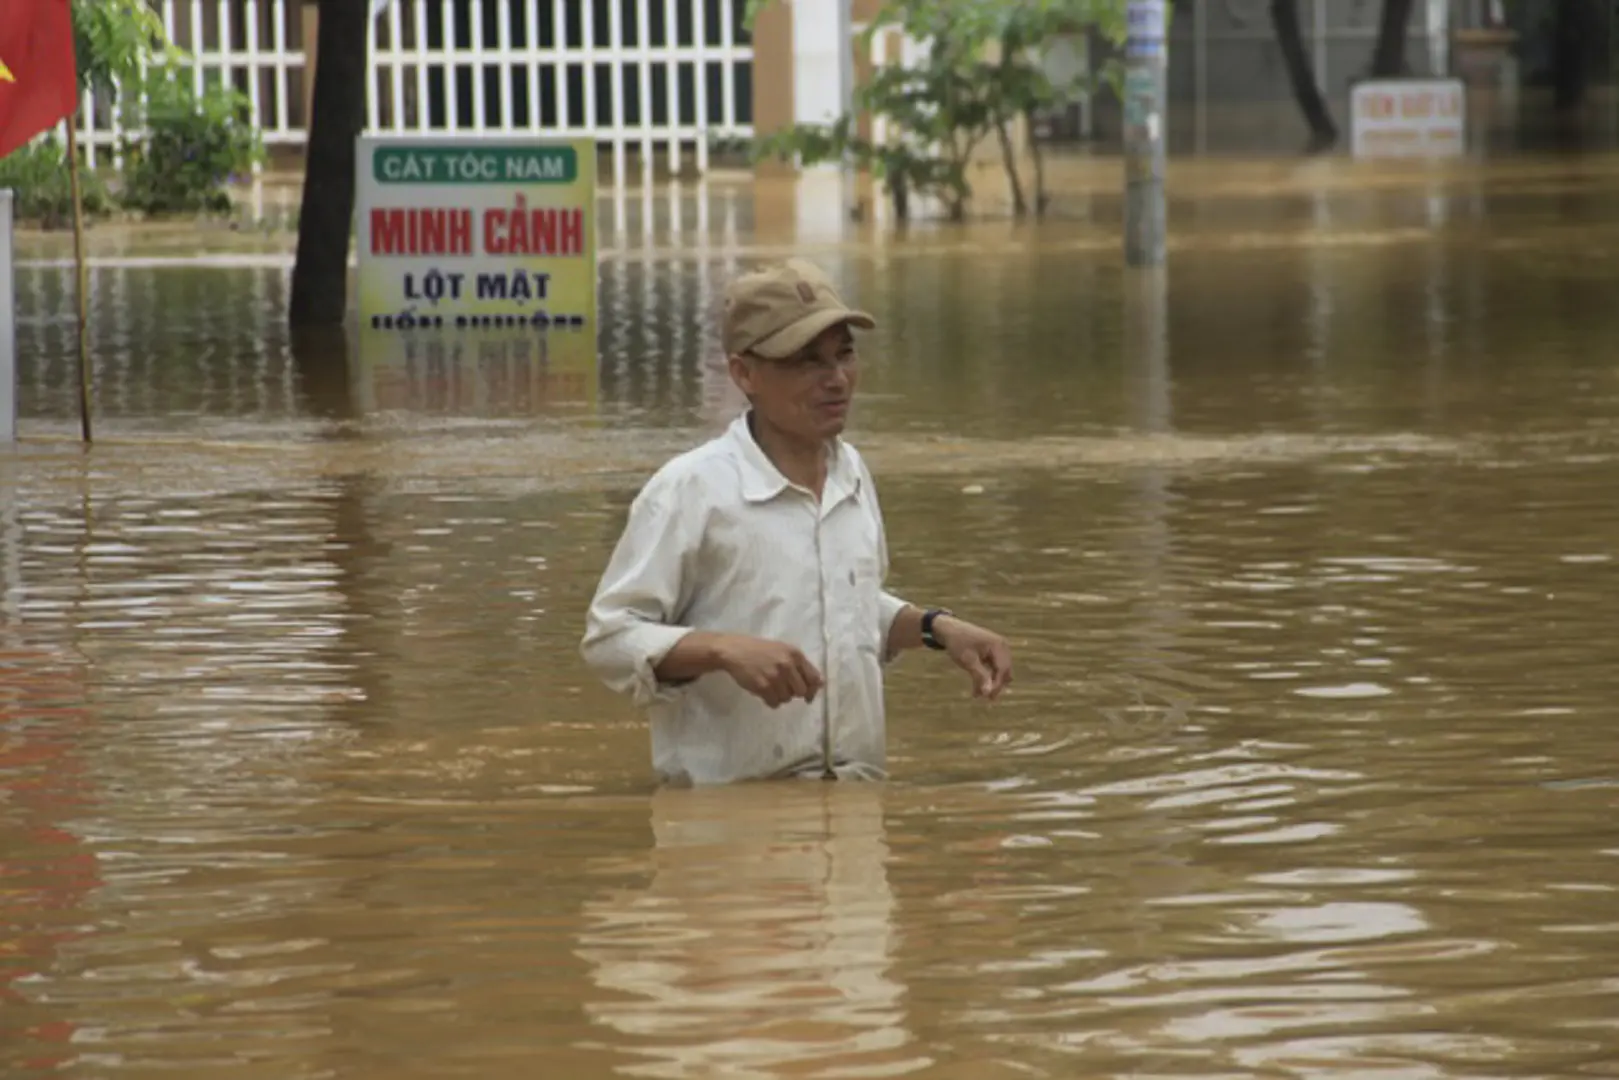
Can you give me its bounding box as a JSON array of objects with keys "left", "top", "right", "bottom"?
[
  {"left": 353, "top": 135, "right": 598, "bottom": 411},
  {"left": 1351, "top": 79, "right": 1466, "bottom": 160}
]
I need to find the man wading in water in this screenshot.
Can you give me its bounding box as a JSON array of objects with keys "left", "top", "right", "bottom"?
[{"left": 581, "top": 259, "right": 1014, "bottom": 786}]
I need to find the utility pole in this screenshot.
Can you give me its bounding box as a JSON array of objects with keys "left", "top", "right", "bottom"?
[{"left": 1124, "top": 0, "right": 1168, "bottom": 267}]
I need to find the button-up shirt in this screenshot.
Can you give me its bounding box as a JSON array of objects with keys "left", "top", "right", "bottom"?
[{"left": 580, "top": 412, "right": 910, "bottom": 786}]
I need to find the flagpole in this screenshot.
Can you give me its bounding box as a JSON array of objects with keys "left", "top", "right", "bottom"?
[{"left": 62, "top": 114, "right": 93, "bottom": 443}]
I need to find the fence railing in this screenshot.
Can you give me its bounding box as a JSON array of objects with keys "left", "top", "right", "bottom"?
[
  {"left": 71, "top": 0, "right": 757, "bottom": 185},
  {"left": 76, "top": 0, "right": 310, "bottom": 168}
]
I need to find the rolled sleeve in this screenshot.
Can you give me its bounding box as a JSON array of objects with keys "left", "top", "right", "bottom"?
[
  {"left": 580, "top": 480, "right": 701, "bottom": 707},
  {"left": 877, "top": 589, "right": 909, "bottom": 665},
  {"left": 592, "top": 621, "right": 695, "bottom": 708}
]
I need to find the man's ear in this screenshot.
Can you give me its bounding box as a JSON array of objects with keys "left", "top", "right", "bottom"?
[{"left": 727, "top": 353, "right": 757, "bottom": 396}]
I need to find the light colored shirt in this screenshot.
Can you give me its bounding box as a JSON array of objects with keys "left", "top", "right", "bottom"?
[{"left": 580, "top": 412, "right": 910, "bottom": 786}]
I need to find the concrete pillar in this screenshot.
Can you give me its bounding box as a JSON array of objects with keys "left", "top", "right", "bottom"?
[
  {"left": 790, "top": 1, "right": 854, "bottom": 234},
  {"left": 749, "top": 3, "right": 795, "bottom": 179},
  {"left": 1427, "top": 0, "right": 1451, "bottom": 74},
  {"left": 752, "top": 0, "right": 885, "bottom": 176},
  {"left": 301, "top": 1, "right": 320, "bottom": 133},
  {"left": 792, "top": 0, "right": 853, "bottom": 139}
]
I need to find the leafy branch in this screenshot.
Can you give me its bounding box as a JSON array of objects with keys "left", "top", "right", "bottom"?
[{"left": 743, "top": 0, "right": 1128, "bottom": 222}]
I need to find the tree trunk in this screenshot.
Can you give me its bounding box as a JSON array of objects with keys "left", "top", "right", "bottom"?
[
  {"left": 888, "top": 173, "right": 909, "bottom": 222},
  {"left": 1025, "top": 107, "right": 1048, "bottom": 217},
  {"left": 1270, "top": 0, "right": 1338, "bottom": 153},
  {"left": 1552, "top": 0, "right": 1587, "bottom": 112},
  {"left": 1369, "top": 0, "right": 1416, "bottom": 76},
  {"left": 994, "top": 120, "right": 1027, "bottom": 218},
  {"left": 290, "top": 323, "right": 357, "bottom": 420},
  {"left": 289, "top": 1, "right": 370, "bottom": 327}
]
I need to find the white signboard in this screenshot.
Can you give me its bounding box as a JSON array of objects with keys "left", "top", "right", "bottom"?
[
  {"left": 352, "top": 135, "right": 598, "bottom": 412},
  {"left": 353, "top": 134, "right": 597, "bottom": 329},
  {"left": 1351, "top": 79, "right": 1466, "bottom": 160}
]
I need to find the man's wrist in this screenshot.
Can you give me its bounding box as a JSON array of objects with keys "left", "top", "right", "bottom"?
[
  {"left": 920, "top": 608, "right": 956, "bottom": 650},
  {"left": 661, "top": 630, "right": 737, "bottom": 680}
]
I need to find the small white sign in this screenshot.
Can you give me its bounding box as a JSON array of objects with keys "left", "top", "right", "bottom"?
[{"left": 1351, "top": 79, "right": 1466, "bottom": 159}]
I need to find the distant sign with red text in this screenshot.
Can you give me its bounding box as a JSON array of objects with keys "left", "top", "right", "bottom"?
[
  {"left": 353, "top": 135, "right": 598, "bottom": 333},
  {"left": 1351, "top": 79, "right": 1466, "bottom": 160}
]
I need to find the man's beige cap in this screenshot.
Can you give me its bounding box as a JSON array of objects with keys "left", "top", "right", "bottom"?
[{"left": 722, "top": 258, "right": 877, "bottom": 360}]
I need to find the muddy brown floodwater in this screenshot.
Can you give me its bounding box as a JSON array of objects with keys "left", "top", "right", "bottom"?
[{"left": 3, "top": 157, "right": 1619, "bottom": 1078}]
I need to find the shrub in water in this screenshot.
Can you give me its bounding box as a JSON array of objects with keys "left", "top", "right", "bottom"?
[
  {"left": 0, "top": 139, "right": 113, "bottom": 230},
  {"left": 118, "top": 77, "right": 264, "bottom": 216}
]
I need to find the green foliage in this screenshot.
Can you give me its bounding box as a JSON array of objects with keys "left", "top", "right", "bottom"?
[
  {"left": 118, "top": 77, "right": 266, "bottom": 216},
  {"left": 743, "top": 0, "right": 1129, "bottom": 221},
  {"left": 71, "top": 0, "right": 181, "bottom": 95},
  {"left": 0, "top": 2, "right": 263, "bottom": 226},
  {"left": 0, "top": 138, "right": 112, "bottom": 228}
]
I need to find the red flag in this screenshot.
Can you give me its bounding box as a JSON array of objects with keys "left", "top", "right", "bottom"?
[{"left": 0, "top": 0, "right": 79, "bottom": 161}]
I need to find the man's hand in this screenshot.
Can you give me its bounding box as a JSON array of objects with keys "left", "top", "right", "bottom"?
[
  {"left": 715, "top": 635, "right": 825, "bottom": 708},
  {"left": 935, "top": 617, "right": 1014, "bottom": 700}
]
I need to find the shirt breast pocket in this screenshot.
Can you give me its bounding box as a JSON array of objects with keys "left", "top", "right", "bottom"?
[{"left": 838, "top": 554, "right": 883, "bottom": 656}]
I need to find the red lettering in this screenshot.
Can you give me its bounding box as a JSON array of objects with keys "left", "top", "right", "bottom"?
[
  {"left": 560, "top": 208, "right": 582, "bottom": 255},
  {"left": 371, "top": 209, "right": 406, "bottom": 254},
  {"left": 368, "top": 209, "right": 475, "bottom": 255},
  {"left": 472, "top": 205, "right": 584, "bottom": 256},
  {"left": 510, "top": 202, "right": 530, "bottom": 253},
  {"left": 529, "top": 209, "right": 557, "bottom": 255},
  {"left": 421, "top": 210, "right": 445, "bottom": 253},
  {"left": 448, "top": 210, "right": 472, "bottom": 253},
  {"left": 1400, "top": 93, "right": 1432, "bottom": 118}
]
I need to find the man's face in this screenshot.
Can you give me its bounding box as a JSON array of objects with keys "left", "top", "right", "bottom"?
[{"left": 729, "top": 323, "right": 859, "bottom": 442}]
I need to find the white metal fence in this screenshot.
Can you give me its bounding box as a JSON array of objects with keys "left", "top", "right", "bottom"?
[
  {"left": 71, "top": 0, "right": 757, "bottom": 184},
  {"left": 76, "top": 0, "right": 310, "bottom": 168}
]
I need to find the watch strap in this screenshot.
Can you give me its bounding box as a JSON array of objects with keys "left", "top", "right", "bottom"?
[{"left": 921, "top": 608, "right": 953, "bottom": 650}]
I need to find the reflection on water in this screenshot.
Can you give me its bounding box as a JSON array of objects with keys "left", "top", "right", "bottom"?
[
  {"left": 577, "top": 784, "right": 920, "bottom": 1079},
  {"left": 4, "top": 157, "right": 1619, "bottom": 1076},
  {"left": 0, "top": 648, "right": 99, "bottom": 1072}
]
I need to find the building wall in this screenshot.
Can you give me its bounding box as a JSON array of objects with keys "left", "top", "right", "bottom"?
[
  {"left": 749, "top": 2, "right": 795, "bottom": 177},
  {"left": 749, "top": 0, "right": 886, "bottom": 176}
]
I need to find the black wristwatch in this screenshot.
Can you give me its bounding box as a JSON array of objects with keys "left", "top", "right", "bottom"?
[{"left": 921, "top": 608, "right": 954, "bottom": 650}]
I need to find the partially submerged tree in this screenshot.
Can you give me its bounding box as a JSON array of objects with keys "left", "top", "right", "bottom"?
[
  {"left": 1551, "top": 0, "right": 1590, "bottom": 113},
  {"left": 983, "top": 2, "right": 1128, "bottom": 217},
  {"left": 1270, "top": 0, "right": 1337, "bottom": 153},
  {"left": 1368, "top": 0, "right": 1416, "bottom": 77},
  {"left": 745, "top": 0, "right": 1126, "bottom": 222},
  {"left": 289, "top": 0, "right": 371, "bottom": 327}
]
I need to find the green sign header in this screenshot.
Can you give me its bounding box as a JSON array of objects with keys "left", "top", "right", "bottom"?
[{"left": 373, "top": 146, "right": 579, "bottom": 185}]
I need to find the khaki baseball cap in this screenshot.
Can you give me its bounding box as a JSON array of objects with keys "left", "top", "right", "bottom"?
[{"left": 722, "top": 258, "right": 876, "bottom": 360}]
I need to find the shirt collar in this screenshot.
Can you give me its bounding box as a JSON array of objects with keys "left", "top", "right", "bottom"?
[{"left": 726, "top": 411, "right": 862, "bottom": 505}]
